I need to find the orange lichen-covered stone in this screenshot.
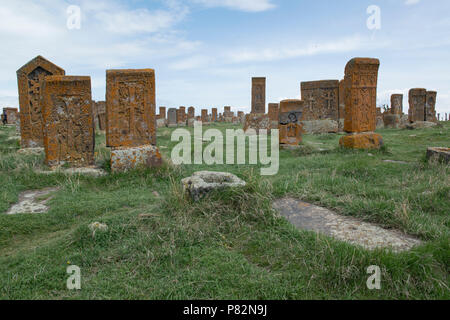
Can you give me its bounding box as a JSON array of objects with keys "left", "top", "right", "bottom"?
[
  {"left": 106, "top": 69, "right": 156, "bottom": 148},
  {"left": 17, "top": 55, "right": 65, "bottom": 148},
  {"left": 201, "top": 109, "right": 209, "bottom": 123},
  {"left": 278, "top": 99, "right": 304, "bottom": 145},
  {"left": 111, "top": 144, "right": 162, "bottom": 172},
  {"left": 41, "top": 76, "right": 94, "bottom": 167},
  {"left": 343, "top": 58, "right": 380, "bottom": 133},
  {"left": 268, "top": 103, "right": 279, "bottom": 122},
  {"left": 251, "top": 77, "right": 266, "bottom": 114},
  {"left": 211, "top": 108, "right": 218, "bottom": 122},
  {"left": 3, "top": 108, "right": 19, "bottom": 124},
  {"left": 339, "top": 132, "right": 383, "bottom": 149}
]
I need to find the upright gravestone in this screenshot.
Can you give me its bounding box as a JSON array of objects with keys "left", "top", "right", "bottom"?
[
  {"left": 384, "top": 94, "right": 403, "bottom": 128},
  {"left": 223, "top": 106, "right": 233, "bottom": 122},
  {"left": 201, "top": 109, "right": 209, "bottom": 124},
  {"left": 159, "top": 107, "right": 166, "bottom": 120},
  {"left": 339, "top": 58, "right": 383, "bottom": 149},
  {"left": 187, "top": 106, "right": 195, "bottom": 126},
  {"left": 245, "top": 77, "right": 270, "bottom": 134},
  {"left": 41, "top": 76, "right": 94, "bottom": 168},
  {"left": 268, "top": 103, "right": 279, "bottom": 129},
  {"left": 426, "top": 91, "right": 438, "bottom": 123},
  {"left": 279, "top": 99, "right": 304, "bottom": 147},
  {"left": 211, "top": 108, "right": 218, "bottom": 122},
  {"left": 177, "top": 107, "right": 186, "bottom": 127},
  {"left": 3, "top": 108, "right": 19, "bottom": 125},
  {"left": 157, "top": 106, "right": 166, "bottom": 128},
  {"left": 408, "top": 88, "right": 427, "bottom": 123},
  {"left": 17, "top": 55, "right": 65, "bottom": 148},
  {"left": 168, "top": 108, "right": 177, "bottom": 127},
  {"left": 106, "top": 69, "right": 161, "bottom": 172},
  {"left": 338, "top": 79, "right": 346, "bottom": 130}
]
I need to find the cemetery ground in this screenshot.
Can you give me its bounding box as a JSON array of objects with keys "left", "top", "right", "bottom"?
[{"left": 0, "top": 123, "right": 448, "bottom": 300}]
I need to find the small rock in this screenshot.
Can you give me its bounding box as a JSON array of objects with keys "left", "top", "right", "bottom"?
[
  {"left": 152, "top": 191, "right": 160, "bottom": 198},
  {"left": 88, "top": 222, "right": 108, "bottom": 236}
]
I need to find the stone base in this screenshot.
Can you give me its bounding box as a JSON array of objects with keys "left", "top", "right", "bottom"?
[
  {"left": 406, "top": 121, "right": 438, "bottom": 130},
  {"left": 156, "top": 118, "right": 166, "bottom": 128},
  {"left": 111, "top": 144, "right": 162, "bottom": 172},
  {"left": 181, "top": 171, "right": 246, "bottom": 201},
  {"left": 427, "top": 147, "right": 450, "bottom": 164},
  {"left": 243, "top": 113, "right": 271, "bottom": 134},
  {"left": 339, "top": 132, "right": 383, "bottom": 150},
  {"left": 301, "top": 119, "right": 339, "bottom": 134}
]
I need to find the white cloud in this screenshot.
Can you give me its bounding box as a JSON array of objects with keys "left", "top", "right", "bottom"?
[
  {"left": 193, "top": 0, "right": 275, "bottom": 12},
  {"left": 405, "top": 0, "right": 421, "bottom": 5}
]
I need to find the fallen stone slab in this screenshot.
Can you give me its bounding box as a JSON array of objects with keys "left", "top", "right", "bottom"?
[
  {"left": 427, "top": 147, "right": 450, "bottom": 164},
  {"left": 182, "top": 171, "right": 246, "bottom": 201},
  {"left": 36, "top": 167, "right": 107, "bottom": 177},
  {"left": 273, "top": 198, "right": 421, "bottom": 252},
  {"left": 7, "top": 187, "right": 59, "bottom": 215},
  {"left": 382, "top": 160, "right": 409, "bottom": 164}
]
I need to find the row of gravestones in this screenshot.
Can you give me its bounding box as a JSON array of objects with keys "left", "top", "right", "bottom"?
[
  {"left": 16, "top": 56, "right": 161, "bottom": 172},
  {"left": 244, "top": 58, "right": 440, "bottom": 149},
  {"left": 155, "top": 106, "right": 245, "bottom": 128}
]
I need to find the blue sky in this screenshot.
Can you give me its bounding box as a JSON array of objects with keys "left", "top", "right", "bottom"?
[{"left": 1, "top": 0, "right": 449, "bottom": 116}]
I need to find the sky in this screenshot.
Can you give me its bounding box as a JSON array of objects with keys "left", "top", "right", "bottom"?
[{"left": 1, "top": 0, "right": 449, "bottom": 116}]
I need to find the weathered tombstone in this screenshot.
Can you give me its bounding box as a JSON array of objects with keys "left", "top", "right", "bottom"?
[
  {"left": 187, "top": 106, "right": 195, "bottom": 126},
  {"left": 279, "top": 99, "right": 304, "bottom": 146},
  {"left": 223, "top": 106, "right": 234, "bottom": 122},
  {"left": 301, "top": 80, "right": 340, "bottom": 133},
  {"left": 384, "top": 94, "right": 403, "bottom": 129},
  {"left": 251, "top": 77, "right": 266, "bottom": 114},
  {"left": 237, "top": 111, "right": 245, "bottom": 124},
  {"left": 41, "top": 76, "right": 94, "bottom": 168},
  {"left": 3, "top": 108, "right": 19, "bottom": 125},
  {"left": 201, "top": 109, "right": 209, "bottom": 124},
  {"left": 92, "top": 101, "right": 106, "bottom": 130},
  {"left": 17, "top": 56, "right": 65, "bottom": 148},
  {"left": 338, "top": 79, "right": 346, "bottom": 130},
  {"left": 106, "top": 69, "right": 161, "bottom": 172},
  {"left": 268, "top": 103, "right": 279, "bottom": 129},
  {"left": 408, "top": 88, "right": 427, "bottom": 123},
  {"left": 426, "top": 91, "right": 438, "bottom": 123},
  {"left": 376, "top": 107, "right": 384, "bottom": 129},
  {"left": 177, "top": 107, "right": 186, "bottom": 127},
  {"left": 159, "top": 107, "right": 166, "bottom": 120},
  {"left": 339, "top": 58, "right": 383, "bottom": 149},
  {"left": 211, "top": 108, "right": 218, "bottom": 122}
]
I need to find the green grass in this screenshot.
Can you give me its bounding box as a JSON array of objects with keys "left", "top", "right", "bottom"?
[{"left": 0, "top": 122, "right": 449, "bottom": 300}]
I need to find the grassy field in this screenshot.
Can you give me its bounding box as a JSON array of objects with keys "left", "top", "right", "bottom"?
[{"left": 0, "top": 122, "right": 449, "bottom": 300}]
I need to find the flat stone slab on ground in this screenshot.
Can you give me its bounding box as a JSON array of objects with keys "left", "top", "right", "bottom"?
[
  {"left": 17, "top": 147, "right": 44, "bottom": 156},
  {"left": 382, "top": 160, "right": 409, "bottom": 164},
  {"left": 7, "top": 187, "right": 59, "bottom": 215},
  {"left": 273, "top": 198, "right": 421, "bottom": 252},
  {"left": 36, "top": 167, "right": 107, "bottom": 177}
]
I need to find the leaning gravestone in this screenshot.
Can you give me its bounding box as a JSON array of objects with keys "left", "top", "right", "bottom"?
[
  {"left": 17, "top": 56, "right": 65, "bottom": 148},
  {"left": 41, "top": 76, "right": 94, "bottom": 168},
  {"left": 106, "top": 69, "right": 162, "bottom": 172}
]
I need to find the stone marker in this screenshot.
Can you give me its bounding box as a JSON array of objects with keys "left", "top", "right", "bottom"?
[
  {"left": 7, "top": 187, "right": 59, "bottom": 215},
  {"left": 223, "top": 106, "right": 234, "bottom": 122},
  {"left": 159, "top": 107, "right": 166, "bottom": 120},
  {"left": 384, "top": 94, "right": 404, "bottom": 129},
  {"left": 41, "top": 76, "right": 94, "bottom": 168},
  {"left": 426, "top": 91, "right": 438, "bottom": 123},
  {"left": 201, "top": 109, "right": 209, "bottom": 124},
  {"left": 211, "top": 108, "right": 218, "bottom": 122},
  {"left": 177, "top": 107, "right": 187, "bottom": 127},
  {"left": 338, "top": 79, "right": 346, "bottom": 130},
  {"left": 181, "top": 171, "right": 246, "bottom": 201},
  {"left": 2, "top": 108, "right": 19, "bottom": 125},
  {"left": 278, "top": 99, "right": 304, "bottom": 146},
  {"left": 251, "top": 77, "right": 266, "bottom": 114},
  {"left": 273, "top": 198, "right": 421, "bottom": 252},
  {"left": 339, "top": 58, "right": 383, "bottom": 149},
  {"left": 106, "top": 69, "right": 161, "bottom": 172},
  {"left": 427, "top": 147, "right": 450, "bottom": 164},
  {"left": 408, "top": 88, "right": 427, "bottom": 123},
  {"left": 92, "top": 101, "right": 106, "bottom": 130},
  {"left": 168, "top": 108, "right": 177, "bottom": 127},
  {"left": 268, "top": 103, "right": 279, "bottom": 129},
  {"left": 187, "top": 106, "right": 195, "bottom": 126},
  {"left": 376, "top": 107, "right": 384, "bottom": 129},
  {"left": 17, "top": 55, "right": 65, "bottom": 148}
]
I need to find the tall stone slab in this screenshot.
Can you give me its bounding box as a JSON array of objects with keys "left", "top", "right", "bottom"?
[
  {"left": 106, "top": 69, "right": 161, "bottom": 171},
  {"left": 159, "top": 107, "right": 166, "bottom": 119},
  {"left": 339, "top": 58, "right": 383, "bottom": 149},
  {"left": 408, "top": 88, "right": 427, "bottom": 123},
  {"left": 384, "top": 94, "right": 404, "bottom": 128},
  {"left": 426, "top": 91, "right": 437, "bottom": 123},
  {"left": 168, "top": 108, "right": 177, "bottom": 127},
  {"left": 279, "top": 99, "right": 304, "bottom": 146},
  {"left": 211, "top": 108, "right": 218, "bottom": 122},
  {"left": 201, "top": 109, "right": 209, "bottom": 124},
  {"left": 251, "top": 77, "right": 266, "bottom": 114},
  {"left": 177, "top": 107, "right": 186, "bottom": 127},
  {"left": 106, "top": 69, "right": 156, "bottom": 148},
  {"left": 41, "top": 76, "right": 94, "bottom": 168},
  {"left": 17, "top": 56, "right": 65, "bottom": 148},
  {"left": 268, "top": 103, "right": 279, "bottom": 128}
]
